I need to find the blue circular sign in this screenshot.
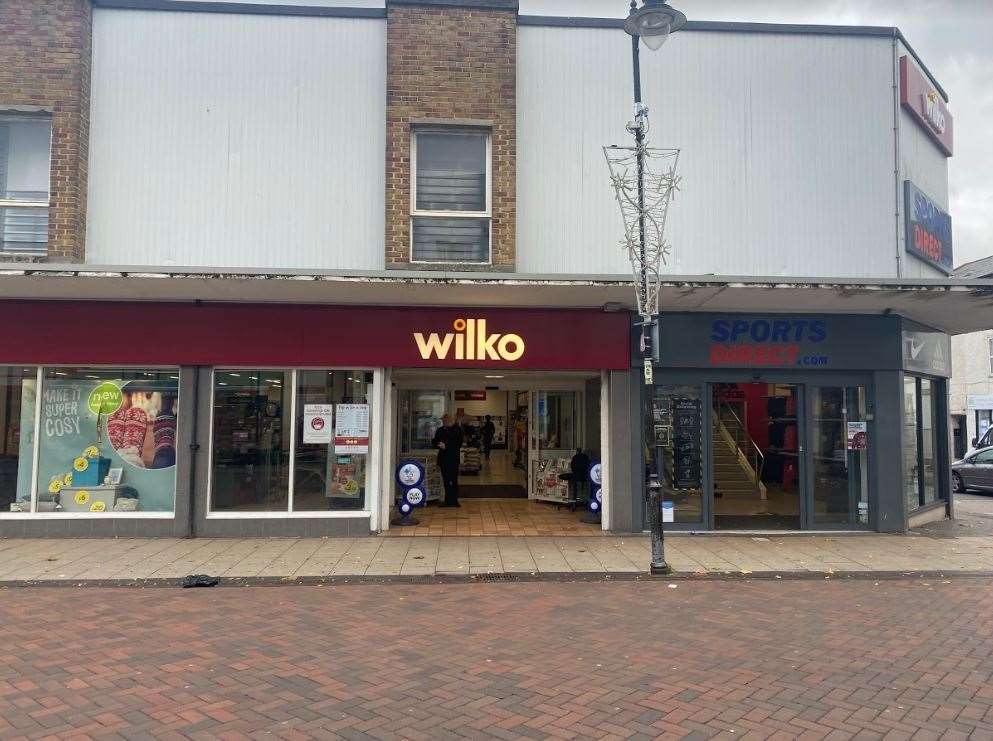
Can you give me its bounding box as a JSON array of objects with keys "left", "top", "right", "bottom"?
[
  {"left": 588, "top": 461, "right": 602, "bottom": 486},
  {"left": 396, "top": 460, "right": 425, "bottom": 488}
]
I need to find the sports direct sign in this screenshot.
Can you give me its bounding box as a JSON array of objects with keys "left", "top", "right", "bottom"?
[
  {"left": 904, "top": 180, "right": 953, "bottom": 274},
  {"left": 708, "top": 318, "right": 829, "bottom": 367}
]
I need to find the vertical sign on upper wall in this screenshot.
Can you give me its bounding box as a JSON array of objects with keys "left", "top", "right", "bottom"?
[
  {"left": 899, "top": 56, "right": 953, "bottom": 157},
  {"left": 904, "top": 180, "right": 953, "bottom": 274}
]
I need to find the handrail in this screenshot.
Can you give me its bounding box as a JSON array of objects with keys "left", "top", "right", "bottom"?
[
  {"left": 715, "top": 400, "right": 765, "bottom": 497},
  {"left": 718, "top": 402, "right": 764, "bottom": 469}
]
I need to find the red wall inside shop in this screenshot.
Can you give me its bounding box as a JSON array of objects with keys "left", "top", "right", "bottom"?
[{"left": 742, "top": 383, "right": 769, "bottom": 450}]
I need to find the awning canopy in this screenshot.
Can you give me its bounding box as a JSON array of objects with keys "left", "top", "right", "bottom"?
[{"left": 2, "top": 263, "right": 992, "bottom": 335}]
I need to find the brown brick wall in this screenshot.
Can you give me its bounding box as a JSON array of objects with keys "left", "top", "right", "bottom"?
[
  {"left": 0, "top": 0, "right": 91, "bottom": 263},
  {"left": 385, "top": 1, "right": 516, "bottom": 271}
]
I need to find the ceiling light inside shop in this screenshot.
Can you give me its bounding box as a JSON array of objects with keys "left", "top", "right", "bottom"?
[
  {"left": 229, "top": 373, "right": 241, "bottom": 377},
  {"left": 485, "top": 375, "right": 504, "bottom": 379}
]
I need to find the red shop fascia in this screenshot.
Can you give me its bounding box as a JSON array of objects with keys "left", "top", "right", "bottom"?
[{"left": 0, "top": 302, "right": 632, "bottom": 371}]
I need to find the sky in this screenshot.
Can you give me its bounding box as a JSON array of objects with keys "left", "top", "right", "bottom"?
[{"left": 523, "top": 0, "right": 992, "bottom": 267}]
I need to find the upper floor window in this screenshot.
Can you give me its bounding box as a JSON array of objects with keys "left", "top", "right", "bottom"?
[
  {"left": 0, "top": 115, "right": 51, "bottom": 256},
  {"left": 410, "top": 129, "right": 490, "bottom": 265}
]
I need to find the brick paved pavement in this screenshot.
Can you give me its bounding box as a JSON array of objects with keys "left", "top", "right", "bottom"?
[{"left": 2, "top": 579, "right": 993, "bottom": 739}]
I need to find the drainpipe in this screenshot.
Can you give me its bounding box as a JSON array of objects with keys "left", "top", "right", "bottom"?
[
  {"left": 187, "top": 366, "right": 200, "bottom": 538},
  {"left": 891, "top": 31, "right": 903, "bottom": 279}
]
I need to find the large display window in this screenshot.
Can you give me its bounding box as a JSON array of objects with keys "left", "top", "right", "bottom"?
[
  {"left": 209, "top": 369, "right": 373, "bottom": 514},
  {"left": 1, "top": 367, "right": 37, "bottom": 513},
  {"left": 904, "top": 375, "right": 945, "bottom": 513},
  {"left": 6, "top": 367, "right": 180, "bottom": 515}
]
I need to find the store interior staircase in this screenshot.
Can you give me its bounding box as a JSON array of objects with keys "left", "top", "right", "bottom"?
[{"left": 712, "top": 402, "right": 766, "bottom": 502}]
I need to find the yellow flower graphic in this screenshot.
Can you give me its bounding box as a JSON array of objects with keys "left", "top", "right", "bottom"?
[
  {"left": 74, "top": 490, "right": 90, "bottom": 506},
  {"left": 62, "top": 472, "right": 73, "bottom": 486},
  {"left": 83, "top": 446, "right": 100, "bottom": 459},
  {"left": 73, "top": 457, "right": 89, "bottom": 472},
  {"left": 90, "top": 501, "right": 106, "bottom": 513}
]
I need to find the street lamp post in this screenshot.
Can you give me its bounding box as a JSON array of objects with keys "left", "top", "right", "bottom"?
[{"left": 622, "top": 0, "right": 685, "bottom": 575}]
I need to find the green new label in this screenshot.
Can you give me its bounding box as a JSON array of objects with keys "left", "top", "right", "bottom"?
[{"left": 88, "top": 382, "right": 123, "bottom": 415}]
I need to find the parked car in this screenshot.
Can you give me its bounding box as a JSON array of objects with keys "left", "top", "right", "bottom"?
[
  {"left": 952, "top": 446, "right": 993, "bottom": 493},
  {"left": 966, "top": 427, "right": 993, "bottom": 458}
]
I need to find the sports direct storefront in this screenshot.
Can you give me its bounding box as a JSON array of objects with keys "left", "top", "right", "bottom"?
[
  {"left": 0, "top": 301, "right": 632, "bottom": 538},
  {"left": 645, "top": 313, "right": 953, "bottom": 533}
]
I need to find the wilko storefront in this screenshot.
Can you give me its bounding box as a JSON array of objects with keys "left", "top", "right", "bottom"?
[
  {"left": 0, "top": 301, "right": 635, "bottom": 538},
  {"left": 638, "top": 313, "right": 953, "bottom": 533}
]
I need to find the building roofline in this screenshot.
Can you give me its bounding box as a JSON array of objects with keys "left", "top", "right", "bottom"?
[
  {"left": 2, "top": 262, "right": 991, "bottom": 290},
  {"left": 92, "top": 0, "right": 388, "bottom": 19},
  {"left": 90, "top": 2, "right": 949, "bottom": 102},
  {"left": 518, "top": 17, "right": 949, "bottom": 102}
]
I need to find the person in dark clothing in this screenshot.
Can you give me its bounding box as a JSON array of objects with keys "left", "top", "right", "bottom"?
[
  {"left": 481, "top": 415, "right": 496, "bottom": 461},
  {"left": 432, "top": 414, "right": 464, "bottom": 507}
]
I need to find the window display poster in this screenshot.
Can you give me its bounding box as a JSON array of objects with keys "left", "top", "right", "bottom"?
[
  {"left": 334, "top": 403, "right": 370, "bottom": 454},
  {"left": 846, "top": 421, "right": 868, "bottom": 450},
  {"left": 36, "top": 378, "right": 178, "bottom": 512},
  {"left": 328, "top": 455, "right": 363, "bottom": 499},
  {"left": 303, "top": 404, "right": 334, "bottom": 444}
]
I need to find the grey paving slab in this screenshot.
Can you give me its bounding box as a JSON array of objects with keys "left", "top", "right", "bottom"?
[
  {"left": 330, "top": 538, "right": 384, "bottom": 576},
  {"left": 496, "top": 538, "right": 538, "bottom": 573},
  {"left": 554, "top": 538, "right": 605, "bottom": 572},
  {"left": 525, "top": 537, "right": 572, "bottom": 573},
  {"left": 399, "top": 538, "right": 440, "bottom": 576},
  {"left": 295, "top": 539, "right": 358, "bottom": 576},
  {"left": 435, "top": 537, "right": 470, "bottom": 575},
  {"left": 365, "top": 538, "right": 412, "bottom": 576},
  {"left": 468, "top": 537, "right": 502, "bottom": 574}
]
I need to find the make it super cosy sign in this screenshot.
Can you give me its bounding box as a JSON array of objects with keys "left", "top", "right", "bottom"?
[{"left": 904, "top": 180, "right": 952, "bottom": 274}]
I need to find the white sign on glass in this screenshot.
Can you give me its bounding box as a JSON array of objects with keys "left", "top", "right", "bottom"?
[
  {"left": 335, "top": 403, "right": 370, "bottom": 454},
  {"left": 303, "top": 404, "right": 334, "bottom": 444}
]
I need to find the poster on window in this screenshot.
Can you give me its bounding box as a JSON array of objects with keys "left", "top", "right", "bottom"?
[
  {"left": 303, "top": 404, "right": 334, "bottom": 444},
  {"left": 846, "top": 421, "right": 868, "bottom": 450},
  {"left": 36, "top": 376, "right": 178, "bottom": 513},
  {"left": 334, "top": 403, "right": 370, "bottom": 454}
]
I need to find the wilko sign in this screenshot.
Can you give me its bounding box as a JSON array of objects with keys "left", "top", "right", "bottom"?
[
  {"left": 904, "top": 180, "right": 953, "bottom": 274},
  {"left": 414, "top": 318, "right": 525, "bottom": 362},
  {"left": 0, "top": 303, "right": 632, "bottom": 371},
  {"left": 900, "top": 56, "right": 953, "bottom": 156}
]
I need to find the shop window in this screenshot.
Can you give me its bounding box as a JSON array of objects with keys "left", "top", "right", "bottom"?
[
  {"left": 811, "top": 386, "right": 869, "bottom": 526},
  {"left": 1, "top": 367, "right": 37, "bottom": 513},
  {"left": 0, "top": 115, "right": 51, "bottom": 256},
  {"left": 210, "top": 371, "right": 290, "bottom": 512},
  {"left": 209, "top": 369, "right": 373, "bottom": 514},
  {"left": 293, "top": 370, "right": 372, "bottom": 512},
  {"left": 35, "top": 368, "right": 179, "bottom": 514},
  {"left": 410, "top": 129, "right": 491, "bottom": 264},
  {"left": 989, "top": 337, "right": 993, "bottom": 375},
  {"left": 904, "top": 375, "right": 945, "bottom": 513},
  {"left": 658, "top": 384, "right": 704, "bottom": 525},
  {"left": 535, "top": 391, "right": 578, "bottom": 453},
  {"left": 977, "top": 410, "right": 992, "bottom": 445}
]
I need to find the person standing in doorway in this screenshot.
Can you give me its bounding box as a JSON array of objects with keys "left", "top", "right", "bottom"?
[
  {"left": 481, "top": 415, "right": 496, "bottom": 463},
  {"left": 433, "top": 414, "right": 463, "bottom": 508}
]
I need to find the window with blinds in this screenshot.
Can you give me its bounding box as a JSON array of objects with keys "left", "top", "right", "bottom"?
[
  {"left": 411, "top": 130, "right": 490, "bottom": 264},
  {"left": 0, "top": 115, "right": 51, "bottom": 256}
]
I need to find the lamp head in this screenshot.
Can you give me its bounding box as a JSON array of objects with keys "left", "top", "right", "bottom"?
[{"left": 624, "top": 0, "right": 686, "bottom": 50}]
